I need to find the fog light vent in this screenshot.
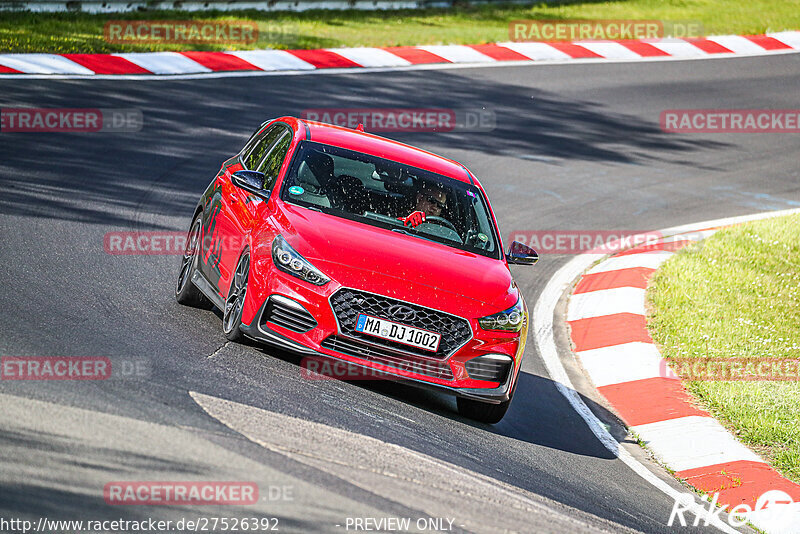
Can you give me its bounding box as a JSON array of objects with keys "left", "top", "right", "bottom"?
[
  {"left": 465, "top": 354, "right": 512, "bottom": 383},
  {"left": 262, "top": 295, "right": 317, "bottom": 333}
]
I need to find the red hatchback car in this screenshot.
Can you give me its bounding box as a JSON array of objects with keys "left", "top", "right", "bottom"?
[{"left": 176, "top": 117, "right": 538, "bottom": 423}]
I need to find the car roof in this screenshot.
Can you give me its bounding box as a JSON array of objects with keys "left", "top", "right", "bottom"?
[{"left": 283, "top": 118, "right": 474, "bottom": 184}]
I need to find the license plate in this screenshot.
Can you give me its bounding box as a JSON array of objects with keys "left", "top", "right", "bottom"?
[{"left": 354, "top": 313, "right": 441, "bottom": 352}]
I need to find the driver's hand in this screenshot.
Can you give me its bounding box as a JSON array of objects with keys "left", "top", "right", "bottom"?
[{"left": 398, "top": 210, "right": 426, "bottom": 228}]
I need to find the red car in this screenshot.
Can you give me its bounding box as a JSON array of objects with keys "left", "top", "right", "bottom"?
[{"left": 175, "top": 117, "right": 538, "bottom": 423}]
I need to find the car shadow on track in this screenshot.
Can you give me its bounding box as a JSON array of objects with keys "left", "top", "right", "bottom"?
[
  {"left": 241, "top": 343, "right": 621, "bottom": 461},
  {"left": 362, "top": 370, "right": 622, "bottom": 460}
]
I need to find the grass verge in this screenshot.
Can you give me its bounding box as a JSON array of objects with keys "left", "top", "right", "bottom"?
[
  {"left": 1, "top": 0, "right": 799, "bottom": 54},
  {"left": 647, "top": 213, "right": 800, "bottom": 484}
]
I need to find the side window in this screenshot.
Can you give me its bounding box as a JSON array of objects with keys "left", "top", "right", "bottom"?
[
  {"left": 243, "top": 125, "right": 284, "bottom": 170},
  {"left": 256, "top": 131, "right": 291, "bottom": 191},
  {"left": 240, "top": 124, "right": 267, "bottom": 158}
]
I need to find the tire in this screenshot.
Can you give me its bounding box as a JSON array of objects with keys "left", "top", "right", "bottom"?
[
  {"left": 222, "top": 251, "right": 250, "bottom": 342},
  {"left": 175, "top": 215, "right": 209, "bottom": 308},
  {"left": 457, "top": 397, "right": 511, "bottom": 424}
]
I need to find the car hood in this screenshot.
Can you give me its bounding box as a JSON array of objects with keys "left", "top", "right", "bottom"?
[{"left": 273, "top": 202, "right": 518, "bottom": 317}]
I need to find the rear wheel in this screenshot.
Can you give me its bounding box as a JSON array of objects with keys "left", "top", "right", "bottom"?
[
  {"left": 223, "top": 252, "right": 250, "bottom": 342},
  {"left": 457, "top": 397, "right": 511, "bottom": 424},
  {"left": 175, "top": 216, "right": 208, "bottom": 307}
]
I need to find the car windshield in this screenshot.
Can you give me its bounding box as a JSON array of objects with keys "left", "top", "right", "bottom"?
[{"left": 279, "top": 141, "right": 501, "bottom": 259}]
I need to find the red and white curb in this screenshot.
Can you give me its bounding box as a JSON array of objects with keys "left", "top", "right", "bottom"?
[
  {"left": 0, "top": 32, "right": 798, "bottom": 78},
  {"left": 565, "top": 213, "right": 800, "bottom": 533}
]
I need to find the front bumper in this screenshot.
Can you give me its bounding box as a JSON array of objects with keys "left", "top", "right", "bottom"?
[{"left": 240, "top": 296, "right": 520, "bottom": 404}]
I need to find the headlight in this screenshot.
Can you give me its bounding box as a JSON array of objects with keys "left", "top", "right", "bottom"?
[
  {"left": 271, "top": 235, "right": 330, "bottom": 286},
  {"left": 478, "top": 298, "right": 526, "bottom": 332}
]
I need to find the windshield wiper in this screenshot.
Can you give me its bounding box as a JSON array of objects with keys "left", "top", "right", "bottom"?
[{"left": 391, "top": 227, "right": 444, "bottom": 246}]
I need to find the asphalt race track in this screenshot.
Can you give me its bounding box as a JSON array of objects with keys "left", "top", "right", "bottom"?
[{"left": 1, "top": 54, "right": 799, "bottom": 533}]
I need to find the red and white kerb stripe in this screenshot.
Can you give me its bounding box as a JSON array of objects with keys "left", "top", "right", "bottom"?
[
  {"left": 0, "top": 32, "right": 798, "bottom": 75},
  {"left": 567, "top": 230, "right": 800, "bottom": 533}
]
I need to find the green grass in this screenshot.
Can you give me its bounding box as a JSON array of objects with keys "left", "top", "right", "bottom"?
[
  {"left": 1, "top": 0, "right": 799, "bottom": 53},
  {"left": 647, "top": 214, "right": 800, "bottom": 485}
]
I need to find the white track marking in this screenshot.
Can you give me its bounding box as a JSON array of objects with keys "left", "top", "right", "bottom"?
[
  {"left": 534, "top": 207, "right": 800, "bottom": 534},
  {"left": 567, "top": 287, "right": 646, "bottom": 320},
  {"left": 416, "top": 45, "right": 495, "bottom": 63},
  {"left": 0, "top": 53, "right": 95, "bottom": 74},
  {"left": 767, "top": 31, "right": 800, "bottom": 49},
  {"left": 576, "top": 342, "right": 671, "bottom": 387},
  {"left": 497, "top": 42, "right": 572, "bottom": 60},
  {"left": 226, "top": 50, "right": 316, "bottom": 71},
  {"left": 575, "top": 42, "right": 641, "bottom": 59},
  {"left": 587, "top": 251, "right": 674, "bottom": 274},
  {"left": 327, "top": 47, "right": 411, "bottom": 67},
  {"left": 649, "top": 40, "right": 709, "bottom": 58},
  {"left": 632, "top": 416, "right": 765, "bottom": 472},
  {"left": 706, "top": 35, "right": 769, "bottom": 54},
  {"left": 113, "top": 52, "right": 211, "bottom": 74}
]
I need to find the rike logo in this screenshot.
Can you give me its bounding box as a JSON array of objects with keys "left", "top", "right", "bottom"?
[{"left": 668, "top": 490, "right": 796, "bottom": 528}]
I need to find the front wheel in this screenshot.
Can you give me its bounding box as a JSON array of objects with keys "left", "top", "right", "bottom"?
[
  {"left": 457, "top": 397, "right": 511, "bottom": 424},
  {"left": 222, "top": 252, "right": 250, "bottom": 342},
  {"left": 175, "top": 215, "right": 209, "bottom": 307}
]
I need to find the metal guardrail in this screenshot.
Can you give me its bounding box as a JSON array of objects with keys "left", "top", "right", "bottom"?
[{"left": 0, "top": 0, "right": 530, "bottom": 12}]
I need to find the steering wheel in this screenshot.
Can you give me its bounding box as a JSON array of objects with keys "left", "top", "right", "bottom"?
[{"left": 423, "top": 216, "right": 458, "bottom": 233}]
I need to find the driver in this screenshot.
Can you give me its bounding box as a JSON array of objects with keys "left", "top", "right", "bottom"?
[{"left": 398, "top": 182, "right": 448, "bottom": 228}]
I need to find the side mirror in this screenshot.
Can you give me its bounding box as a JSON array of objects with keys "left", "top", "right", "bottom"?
[
  {"left": 506, "top": 241, "right": 538, "bottom": 265},
  {"left": 232, "top": 170, "right": 269, "bottom": 199}
]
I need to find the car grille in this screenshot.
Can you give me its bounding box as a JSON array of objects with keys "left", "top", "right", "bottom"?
[
  {"left": 261, "top": 295, "right": 317, "bottom": 333},
  {"left": 329, "top": 288, "right": 472, "bottom": 359},
  {"left": 320, "top": 335, "right": 454, "bottom": 380},
  {"left": 464, "top": 355, "right": 512, "bottom": 383}
]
